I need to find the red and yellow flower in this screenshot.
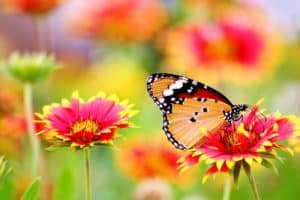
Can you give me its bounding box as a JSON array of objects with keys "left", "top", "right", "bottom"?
[
  {"left": 178, "top": 101, "right": 300, "bottom": 183},
  {"left": 35, "top": 91, "right": 136, "bottom": 148},
  {"left": 159, "top": 8, "right": 280, "bottom": 84},
  {"left": 65, "top": 0, "right": 167, "bottom": 43},
  {"left": 0, "top": 0, "right": 64, "bottom": 15},
  {"left": 116, "top": 136, "right": 194, "bottom": 184}
]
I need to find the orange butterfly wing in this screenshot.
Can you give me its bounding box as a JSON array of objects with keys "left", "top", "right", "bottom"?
[
  {"left": 165, "top": 98, "right": 231, "bottom": 149},
  {"left": 147, "top": 73, "right": 235, "bottom": 150}
]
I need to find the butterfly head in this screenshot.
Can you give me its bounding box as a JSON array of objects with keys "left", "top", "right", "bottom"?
[{"left": 224, "top": 104, "right": 249, "bottom": 123}]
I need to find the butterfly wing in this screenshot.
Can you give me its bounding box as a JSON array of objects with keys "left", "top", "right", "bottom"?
[
  {"left": 164, "top": 98, "right": 231, "bottom": 149},
  {"left": 147, "top": 73, "right": 233, "bottom": 150}
]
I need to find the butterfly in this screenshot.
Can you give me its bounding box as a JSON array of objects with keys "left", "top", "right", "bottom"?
[{"left": 146, "top": 73, "right": 248, "bottom": 150}]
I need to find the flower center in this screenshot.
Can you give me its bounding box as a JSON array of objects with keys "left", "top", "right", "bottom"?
[
  {"left": 201, "top": 36, "right": 237, "bottom": 64},
  {"left": 222, "top": 131, "right": 240, "bottom": 147},
  {"left": 220, "top": 127, "right": 249, "bottom": 154},
  {"left": 71, "top": 119, "right": 100, "bottom": 134}
]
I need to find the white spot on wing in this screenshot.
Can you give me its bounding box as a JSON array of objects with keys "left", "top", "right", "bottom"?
[
  {"left": 163, "top": 89, "right": 174, "bottom": 96},
  {"left": 159, "top": 98, "right": 165, "bottom": 103},
  {"left": 169, "top": 80, "right": 184, "bottom": 90}
]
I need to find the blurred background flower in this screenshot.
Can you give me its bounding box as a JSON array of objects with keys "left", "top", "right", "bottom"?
[
  {"left": 115, "top": 135, "right": 194, "bottom": 185},
  {"left": 159, "top": 5, "right": 281, "bottom": 85},
  {"left": 0, "top": 114, "right": 26, "bottom": 158},
  {"left": 0, "top": 0, "right": 64, "bottom": 15},
  {"left": 65, "top": 0, "right": 168, "bottom": 43},
  {"left": 133, "top": 179, "right": 172, "bottom": 200},
  {"left": 0, "top": 75, "right": 22, "bottom": 115}
]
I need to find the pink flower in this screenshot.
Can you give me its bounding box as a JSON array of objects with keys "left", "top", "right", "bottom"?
[
  {"left": 178, "top": 101, "right": 299, "bottom": 183},
  {"left": 35, "top": 91, "right": 136, "bottom": 148}
]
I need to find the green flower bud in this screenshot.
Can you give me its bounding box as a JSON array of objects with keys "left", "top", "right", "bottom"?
[{"left": 5, "top": 52, "right": 57, "bottom": 84}]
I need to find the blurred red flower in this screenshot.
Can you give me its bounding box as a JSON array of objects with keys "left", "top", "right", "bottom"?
[
  {"left": 65, "top": 0, "right": 167, "bottom": 43},
  {"left": 116, "top": 136, "right": 194, "bottom": 184},
  {"left": 159, "top": 8, "right": 280, "bottom": 84},
  {"left": 0, "top": 0, "right": 64, "bottom": 15},
  {"left": 0, "top": 78, "right": 22, "bottom": 115},
  {"left": 0, "top": 114, "right": 27, "bottom": 138},
  {"left": 0, "top": 114, "right": 27, "bottom": 157}
]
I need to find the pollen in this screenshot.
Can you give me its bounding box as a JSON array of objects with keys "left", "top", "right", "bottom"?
[{"left": 71, "top": 120, "right": 100, "bottom": 134}]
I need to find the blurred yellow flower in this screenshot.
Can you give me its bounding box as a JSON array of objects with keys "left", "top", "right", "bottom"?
[
  {"left": 80, "top": 56, "right": 148, "bottom": 104},
  {"left": 65, "top": 0, "right": 168, "bottom": 43},
  {"left": 159, "top": 7, "right": 281, "bottom": 85}
]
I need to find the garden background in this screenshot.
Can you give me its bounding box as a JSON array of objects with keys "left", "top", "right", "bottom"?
[{"left": 0, "top": 0, "right": 300, "bottom": 199}]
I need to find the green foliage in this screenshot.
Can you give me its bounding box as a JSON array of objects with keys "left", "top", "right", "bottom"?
[
  {"left": 0, "top": 178, "right": 14, "bottom": 200},
  {"left": 0, "top": 156, "right": 12, "bottom": 184},
  {"left": 21, "top": 177, "right": 41, "bottom": 200},
  {"left": 53, "top": 168, "right": 75, "bottom": 200}
]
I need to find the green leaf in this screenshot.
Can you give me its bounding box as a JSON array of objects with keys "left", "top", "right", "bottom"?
[
  {"left": 258, "top": 152, "right": 277, "bottom": 159},
  {"left": 233, "top": 161, "right": 242, "bottom": 184},
  {"left": 21, "top": 177, "right": 41, "bottom": 200},
  {"left": 0, "top": 156, "right": 12, "bottom": 184},
  {"left": 261, "top": 159, "right": 279, "bottom": 176},
  {"left": 53, "top": 168, "right": 74, "bottom": 200},
  {"left": 242, "top": 160, "right": 251, "bottom": 177},
  {"left": 45, "top": 145, "right": 59, "bottom": 152},
  {"left": 0, "top": 177, "right": 14, "bottom": 200}
]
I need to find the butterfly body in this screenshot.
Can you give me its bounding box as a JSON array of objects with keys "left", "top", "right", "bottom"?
[{"left": 147, "top": 73, "right": 248, "bottom": 150}]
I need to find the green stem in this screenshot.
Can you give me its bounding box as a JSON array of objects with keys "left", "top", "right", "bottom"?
[
  {"left": 84, "top": 149, "right": 91, "bottom": 200},
  {"left": 24, "top": 83, "right": 40, "bottom": 176},
  {"left": 247, "top": 168, "right": 260, "bottom": 200},
  {"left": 222, "top": 177, "right": 232, "bottom": 200}
]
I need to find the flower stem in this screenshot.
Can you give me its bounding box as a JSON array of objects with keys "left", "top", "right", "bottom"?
[
  {"left": 246, "top": 169, "right": 260, "bottom": 200},
  {"left": 24, "top": 83, "right": 40, "bottom": 176},
  {"left": 84, "top": 149, "right": 91, "bottom": 200},
  {"left": 222, "top": 177, "right": 232, "bottom": 200}
]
